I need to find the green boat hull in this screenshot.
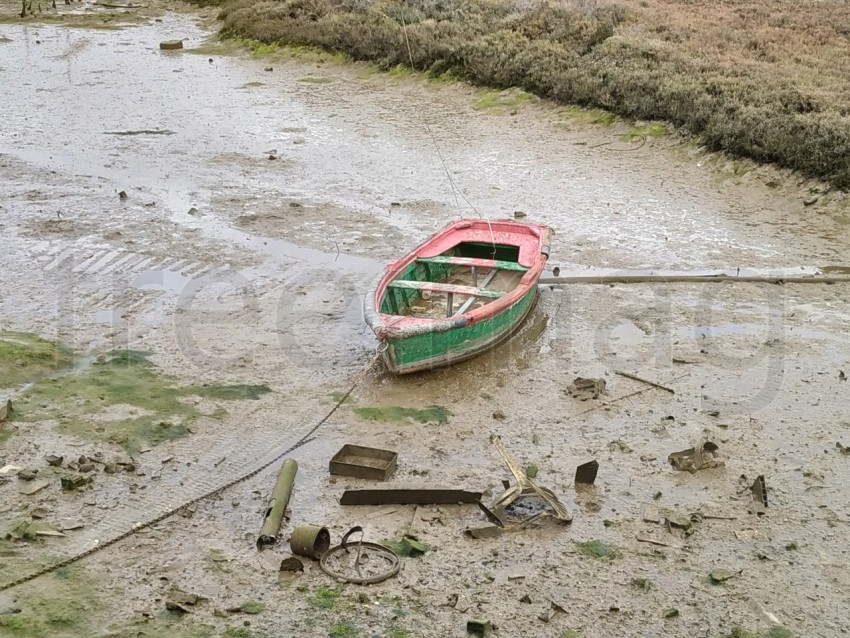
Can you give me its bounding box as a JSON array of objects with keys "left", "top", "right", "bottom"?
[{"left": 381, "top": 286, "right": 538, "bottom": 374}]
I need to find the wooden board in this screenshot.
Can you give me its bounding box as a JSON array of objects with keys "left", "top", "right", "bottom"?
[{"left": 388, "top": 280, "right": 505, "bottom": 299}]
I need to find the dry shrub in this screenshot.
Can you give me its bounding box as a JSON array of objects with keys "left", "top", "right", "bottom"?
[{"left": 212, "top": 0, "right": 850, "bottom": 188}]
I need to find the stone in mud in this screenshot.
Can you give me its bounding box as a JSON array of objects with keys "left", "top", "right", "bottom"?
[
  {"left": 79, "top": 463, "right": 96, "bottom": 473},
  {"left": 30, "top": 507, "right": 49, "bottom": 519},
  {"left": 0, "top": 399, "right": 11, "bottom": 422},
  {"left": 159, "top": 40, "right": 183, "bottom": 51},
  {"left": 17, "top": 469, "right": 38, "bottom": 481},
  {"left": 20, "top": 479, "right": 50, "bottom": 496},
  {"left": 664, "top": 511, "right": 692, "bottom": 531},
  {"left": 45, "top": 455, "right": 63, "bottom": 467},
  {"left": 567, "top": 377, "right": 606, "bottom": 400},
  {"left": 61, "top": 473, "right": 92, "bottom": 491}
]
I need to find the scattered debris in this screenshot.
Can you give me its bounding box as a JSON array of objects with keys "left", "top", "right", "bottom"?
[
  {"left": 631, "top": 578, "right": 652, "bottom": 592},
  {"left": 643, "top": 506, "right": 661, "bottom": 524},
  {"left": 538, "top": 600, "right": 567, "bottom": 623},
  {"left": 750, "top": 474, "right": 768, "bottom": 514},
  {"left": 608, "top": 439, "right": 632, "bottom": 453},
  {"left": 382, "top": 530, "right": 429, "bottom": 557},
  {"left": 165, "top": 587, "right": 203, "bottom": 613},
  {"left": 30, "top": 507, "right": 48, "bottom": 519},
  {"left": 467, "top": 618, "right": 492, "bottom": 635},
  {"left": 329, "top": 444, "right": 398, "bottom": 481},
  {"left": 614, "top": 370, "right": 676, "bottom": 393},
  {"left": 840, "top": 370, "right": 847, "bottom": 381},
  {"left": 576, "top": 539, "right": 619, "bottom": 560},
  {"left": 17, "top": 469, "right": 37, "bottom": 481},
  {"left": 575, "top": 460, "right": 599, "bottom": 486},
  {"left": 279, "top": 557, "right": 304, "bottom": 572},
  {"left": 0, "top": 465, "right": 23, "bottom": 477},
  {"left": 256, "top": 459, "right": 298, "bottom": 550},
  {"left": 567, "top": 377, "right": 606, "bottom": 400},
  {"left": 636, "top": 534, "right": 683, "bottom": 549},
  {"left": 7, "top": 520, "right": 65, "bottom": 540},
  {"left": 118, "top": 190, "right": 128, "bottom": 201},
  {"left": 340, "top": 489, "right": 483, "bottom": 506},
  {"left": 668, "top": 441, "right": 724, "bottom": 472},
  {"left": 664, "top": 510, "right": 693, "bottom": 531},
  {"left": 448, "top": 593, "right": 471, "bottom": 612},
  {"left": 289, "top": 525, "right": 330, "bottom": 560},
  {"left": 513, "top": 211, "right": 527, "bottom": 218},
  {"left": 835, "top": 442, "right": 850, "bottom": 456},
  {"left": 709, "top": 568, "right": 740, "bottom": 584},
  {"left": 464, "top": 526, "right": 504, "bottom": 539},
  {"left": 663, "top": 608, "right": 680, "bottom": 619},
  {"left": 319, "top": 530, "right": 400, "bottom": 584},
  {"left": 61, "top": 473, "right": 92, "bottom": 491},
  {"left": 492, "top": 410, "right": 505, "bottom": 420},
  {"left": 159, "top": 40, "right": 183, "bottom": 50},
  {"left": 489, "top": 435, "right": 571, "bottom": 522},
  {"left": 20, "top": 479, "right": 50, "bottom": 496},
  {"left": 58, "top": 519, "right": 84, "bottom": 531},
  {"left": 226, "top": 601, "right": 265, "bottom": 615},
  {"left": 475, "top": 500, "right": 506, "bottom": 527},
  {"left": 45, "top": 455, "right": 63, "bottom": 467}
]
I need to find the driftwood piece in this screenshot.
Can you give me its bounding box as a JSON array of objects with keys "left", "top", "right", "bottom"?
[{"left": 614, "top": 370, "right": 676, "bottom": 394}]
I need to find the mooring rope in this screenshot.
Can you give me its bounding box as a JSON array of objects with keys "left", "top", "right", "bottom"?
[{"left": 0, "top": 349, "right": 383, "bottom": 592}]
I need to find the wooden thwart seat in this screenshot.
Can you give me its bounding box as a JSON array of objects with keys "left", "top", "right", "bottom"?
[
  {"left": 388, "top": 280, "right": 505, "bottom": 299},
  {"left": 416, "top": 256, "right": 528, "bottom": 272}
]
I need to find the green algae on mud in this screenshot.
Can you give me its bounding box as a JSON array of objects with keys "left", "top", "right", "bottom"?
[
  {"left": 0, "top": 567, "right": 102, "bottom": 638},
  {"left": 473, "top": 88, "right": 535, "bottom": 113},
  {"left": 353, "top": 405, "right": 450, "bottom": 425},
  {"left": 0, "top": 331, "right": 74, "bottom": 388},
  {"left": 10, "top": 350, "right": 272, "bottom": 454},
  {"left": 576, "top": 539, "right": 620, "bottom": 560},
  {"left": 0, "top": 10, "right": 148, "bottom": 30}
]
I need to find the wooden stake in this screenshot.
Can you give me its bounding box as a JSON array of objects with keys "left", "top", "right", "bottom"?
[{"left": 614, "top": 370, "right": 676, "bottom": 394}]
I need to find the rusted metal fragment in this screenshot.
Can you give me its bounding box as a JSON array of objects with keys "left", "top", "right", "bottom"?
[
  {"left": 750, "top": 474, "right": 768, "bottom": 515},
  {"left": 668, "top": 441, "right": 723, "bottom": 472},
  {"left": 575, "top": 460, "right": 599, "bottom": 485},
  {"left": 339, "top": 489, "right": 483, "bottom": 506},
  {"left": 475, "top": 500, "right": 506, "bottom": 527},
  {"left": 256, "top": 459, "right": 298, "bottom": 550}
]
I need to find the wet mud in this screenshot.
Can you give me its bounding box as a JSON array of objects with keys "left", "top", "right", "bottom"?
[{"left": 1, "top": 2, "right": 849, "bottom": 638}]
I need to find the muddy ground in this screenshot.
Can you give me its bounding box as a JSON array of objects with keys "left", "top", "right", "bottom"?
[{"left": 1, "top": 2, "right": 849, "bottom": 638}]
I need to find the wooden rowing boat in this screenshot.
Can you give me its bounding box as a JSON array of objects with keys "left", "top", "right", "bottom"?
[{"left": 364, "top": 218, "right": 553, "bottom": 374}]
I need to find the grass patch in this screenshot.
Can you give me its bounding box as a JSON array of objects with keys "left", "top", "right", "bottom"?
[
  {"left": 473, "top": 88, "right": 535, "bottom": 112},
  {"left": 189, "top": 383, "right": 272, "bottom": 400},
  {"left": 240, "top": 81, "right": 266, "bottom": 88},
  {"left": 622, "top": 122, "right": 668, "bottom": 141},
  {"left": 223, "top": 629, "right": 254, "bottom": 638},
  {"left": 298, "top": 75, "right": 335, "bottom": 83},
  {"left": 213, "top": 0, "right": 850, "bottom": 188},
  {"left": 0, "top": 567, "right": 101, "bottom": 638},
  {"left": 312, "top": 586, "right": 342, "bottom": 610},
  {"left": 559, "top": 106, "right": 616, "bottom": 126},
  {"left": 329, "top": 622, "right": 357, "bottom": 638},
  {"left": 353, "top": 405, "right": 450, "bottom": 425},
  {"left": 389, "top": 628, "right": 411, "bottom": 638},
  {"left": 0, "top": 331, "right": 74, "bottom": 388},
  {"left": 576, "top": 539, "right": 619, "bottom": 560},
  {"left": 10, "top": 350, "right": 271, "bottom": 454},
  {"left": 562, "top": 631, "right": 585, "bottom": 638}
]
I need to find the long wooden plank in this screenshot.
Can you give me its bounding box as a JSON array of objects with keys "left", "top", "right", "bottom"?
[
  {"left": 388, "top": 280, "right": 505, "bottom": 299},
  {"left": 454, "top": 267, "right": 500, "bottom": 316},
  {"left": 417, "top": 256, "right": 527, "bottom": 271}
]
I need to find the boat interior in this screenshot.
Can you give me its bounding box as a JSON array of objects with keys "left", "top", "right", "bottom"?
[{"left": 380, "top": 241, "right": 529, "bottom": 319}]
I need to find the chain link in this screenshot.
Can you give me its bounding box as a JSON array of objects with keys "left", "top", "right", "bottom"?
[{"left": 0, "top": 348, "right": 383, "bottom": 592}]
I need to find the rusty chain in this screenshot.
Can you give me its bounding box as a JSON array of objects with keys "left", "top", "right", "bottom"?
[{"left": 0, "top": 348, "right": 383, "bottom": 592}]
